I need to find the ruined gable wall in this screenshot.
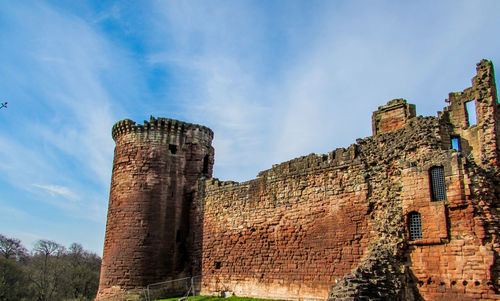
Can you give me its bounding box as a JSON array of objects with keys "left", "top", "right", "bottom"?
[
  {"left": 403, "top": 60, "right": 500, "bottom": 300},
  {"left": 443, "top": 59, "right": 499, "bottom": 171}
]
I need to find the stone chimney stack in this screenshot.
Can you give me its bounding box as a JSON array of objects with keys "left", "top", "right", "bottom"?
[{"left": 372, "top": 98, "right": 416, "bottom": 135}]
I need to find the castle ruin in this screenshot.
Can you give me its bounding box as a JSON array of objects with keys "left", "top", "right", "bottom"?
[{"left": 97, "top": 60, "right": 499, "bottom": 300}]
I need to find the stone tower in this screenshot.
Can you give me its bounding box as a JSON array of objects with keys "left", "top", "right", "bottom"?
[{"left": 96, "top": 116, "right": 214, "bottom": 299}]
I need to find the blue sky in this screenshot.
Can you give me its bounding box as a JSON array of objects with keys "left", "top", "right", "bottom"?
[{"left": 0, "top": 1, "right": 499, "bottom": 255}]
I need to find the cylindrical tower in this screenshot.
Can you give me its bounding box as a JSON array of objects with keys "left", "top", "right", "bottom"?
[{"left": 96, "top": 116, "right": 214, "bottom": 299}]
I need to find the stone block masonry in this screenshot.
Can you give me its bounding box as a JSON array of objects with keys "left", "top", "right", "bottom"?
[
  {"left": 199, "top": 157, "right": 372, "bottom": 299},
  {"left": 97, "top": 117, "right": 214, "bottom": 299},
  {"left": 97, "top": 60, "right": 499, "bottom": 301}
]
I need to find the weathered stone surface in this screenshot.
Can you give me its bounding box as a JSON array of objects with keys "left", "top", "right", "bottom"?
[
  {"left": 98, "top": 60, "right": 499, "bottom": 301},
  {"left": 96, "top": 117, "right": 214, "bottom": 299},
  {"left": 198, "top": 158, "right": 372, "bottom": 299},
  {"left": 372, "top": 98, "right": 416, "bottom": 135}
]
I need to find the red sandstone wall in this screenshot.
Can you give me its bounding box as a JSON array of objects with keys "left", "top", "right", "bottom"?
[
  {"left": 98, "top": 133, "right": 187, "bottom": 296},
  {"left": 198, "top": 155, "right": 373, "bottom": 300},
  {"left": 198, "top": 101, "right": 499, "bottom": 300},
  {"left": 401, "top": 153, "right": 498, "bottom": 300},
  {"left": 397, "top": 61, "right": 500, "bottom": 300},
  {"left": 97, "top": 118, "right": 213, "bottom": 299}
]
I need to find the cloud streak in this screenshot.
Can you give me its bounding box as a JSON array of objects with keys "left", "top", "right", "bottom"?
[
  {"left": 0, "top": 1, "right": 140, "bottom": 253},
  {"left": 0, "top": 0, "right": 499, "bottom": 255},
  {"left": 32, "top": 184, "right": 80, "bottom": 202}
]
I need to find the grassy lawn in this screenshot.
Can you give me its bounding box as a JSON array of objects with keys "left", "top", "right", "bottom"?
[{"left": 156, "top": 296, "right": 283, "bottom": 301}]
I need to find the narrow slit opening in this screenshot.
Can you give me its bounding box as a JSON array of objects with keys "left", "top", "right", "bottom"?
[
  {"left": 203, "top": 155, "right": 209, "bottom": 174},
  {"left": 176, "top": 230, "right": 182, "bottom": 243}
]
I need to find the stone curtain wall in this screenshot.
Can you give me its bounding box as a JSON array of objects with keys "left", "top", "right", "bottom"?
[
  {"left": 198, "top": 149, "right": 373, "bottom": 300},
  {"left": 196, "top": 117, "right": 442, "bottom": 300}
]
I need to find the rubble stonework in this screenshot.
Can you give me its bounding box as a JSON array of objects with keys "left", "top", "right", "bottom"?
[{"left": 97, "top": 60, "right": 499, "bottom": 300}]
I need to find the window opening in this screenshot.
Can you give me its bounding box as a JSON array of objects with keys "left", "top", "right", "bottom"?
[
  {"left": 430, "top": 166, "right": 447, "bottom": 202},
  {"left": 176, "top": 230, "right": 181, "bottom": 243},
  {"left": 203, "top": 154, "right": 209, "bottom": 174},
  {"left": 408, "top": 212, "right": 422, "bottom": 240},
  {"left": 451, "top": 136, "right": 460, "bottom": 151},
  {"left": 169, "top": 144, "right": 177, "bottom": 154},
  {"left": 465, "top": 101, "right": 477, "bottom": 126},
  {"left": 215, "top": 261, "right": 221, "bottom": 269}
]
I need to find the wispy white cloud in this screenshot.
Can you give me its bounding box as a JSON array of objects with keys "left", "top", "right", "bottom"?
[
  {"left": 0, "top": 1, "right": 137, "bottom": 253},
  {"left": 0, "top": 2, "right": 123, "bottom": 191},
  {"left": 32, "top": 184, "right": 80, "bottom": 202},
  {"left": 0, "top": 0, "right": 499, "bottom": 255}
]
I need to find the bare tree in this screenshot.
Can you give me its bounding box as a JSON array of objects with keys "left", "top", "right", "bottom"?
[
  {"left": 0, "top": 234, "right": 27, "bottom": 261},
  {"left": 33, "top": 240, "right": 65, "bottom": 258},
  {"left": 29, "top": 240, "right": 67, "bottom": 301},
  {"left": 69, "top": 242, "right": 84, "bottom": 257}
]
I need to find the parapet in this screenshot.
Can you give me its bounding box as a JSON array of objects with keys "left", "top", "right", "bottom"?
[
  {"left": 111, "top": 116, "right": 214, "bottom": 143},
  {"left": 257, "top": 144, "right": 361, "bottom": 182},
  {"left": 372, "top": 98, "right": 416, "bottom": 135}
]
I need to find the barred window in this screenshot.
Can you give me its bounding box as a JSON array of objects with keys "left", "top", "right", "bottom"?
[
  {"left": 408, "top": 212, "right": 422, "bottom": 240},
  {"left": 430, "top": 166, "right": 447, "bottom": 202}
]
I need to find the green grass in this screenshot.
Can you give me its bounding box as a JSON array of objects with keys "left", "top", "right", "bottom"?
[{"left": 155, "top": 296, "right": 283, "bottom": 301}]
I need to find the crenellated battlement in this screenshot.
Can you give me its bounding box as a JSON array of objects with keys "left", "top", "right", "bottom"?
[{"left": 111, "top": 116, "right": 214, "bottom": 142}]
